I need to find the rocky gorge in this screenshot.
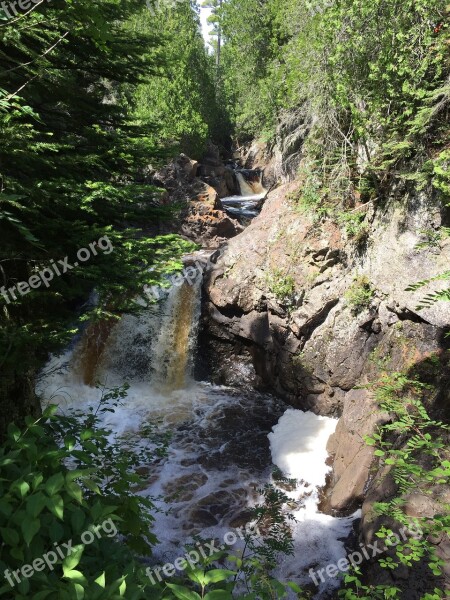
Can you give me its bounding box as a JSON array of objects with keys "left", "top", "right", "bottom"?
[{"left": 153, "top": 135, "right": 450, "bottom": 597}]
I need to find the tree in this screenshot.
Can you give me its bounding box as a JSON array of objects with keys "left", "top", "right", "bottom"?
[{"left": 0, "top": 0, "right": 200, "bottom": 438}]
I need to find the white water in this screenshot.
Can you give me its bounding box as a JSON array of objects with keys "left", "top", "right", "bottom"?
[
  {"left": 37, "top": 271, "right": 358, "bottom": 598},
  {"left": 269, "top": 410, "right": 359, "bottom": 596},
  {"left": 221, "top": 171, "right": 267, "bottom": 219}
]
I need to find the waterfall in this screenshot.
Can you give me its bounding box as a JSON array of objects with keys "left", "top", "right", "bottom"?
[
  {"left": 236, "top": 171, "right": 265, "bottom": 196},
  {"left": 68, "top": 276, "right": 201, "bottom": 392},
  {"left": 36, "top": 259, "right": 357, "bottom": 599},
  {"left": 151, "top": 279, "right": 201, "bottom": 392},
  {"left": 221, "top": 170, "right": 267, "bottom": 220}
]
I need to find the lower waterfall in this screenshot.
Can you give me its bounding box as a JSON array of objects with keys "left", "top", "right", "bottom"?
[{"left": 36, "top": 267, "right": 358, "bottom": 598}]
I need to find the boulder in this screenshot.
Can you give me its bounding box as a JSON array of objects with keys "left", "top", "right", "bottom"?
[{"left": 154, "top": 154, "right": 243, "bottom": 247}]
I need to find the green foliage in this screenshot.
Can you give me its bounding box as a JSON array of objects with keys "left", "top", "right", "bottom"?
[
  {"left": 429, "top": 149, "right": 450, "bottom": 203},
  {"left": 345, "top": 276, "right": 375, "bottom": 314},
  {"left": 367, "top": 375, "right": 449, "bottom": 585},
  {"left": 0, "top": 396, "right": 164, "bottom": 598},
  {"left": 340, "top": 373, "right": 450, "bottom": 599},
  {"left": 247, "top": 477, "right": 296, "bottom": 568},
  {"left": 337, "top": 211, "right": 369, "bottom": 244},
  {"left": 216, "top": 0, "right": 449, "bottom": 224},
  {"left": 406, "top": 271, "right": 450, "bottom": 309},
  {"left": 44, "top": 384, "right": 170, "bottom": 555},
  {"left": 415, "top": 228, "right": 450, "bottom": 250},
  {"left": 0, "top": 0, "right": 210, "bottom": 424},
  {"left": 265, "top": 269, "right": 296, "bottom": 306},
  {"left": 216, "top": 0, "right": 289, "bottom": 139},
  {"left": 125, "top": 3, "right": 229, "bottom": 157}
]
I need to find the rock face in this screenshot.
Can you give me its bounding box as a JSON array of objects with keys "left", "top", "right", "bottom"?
[
  {"left": 200, "top": 178, "right": 450, "bottom": 518},
  {"left": 198, "top": 176, "right": 450, "bottom": 595},
  {"left": 237, "top": 107, "right": 311, "bottom": 186}
]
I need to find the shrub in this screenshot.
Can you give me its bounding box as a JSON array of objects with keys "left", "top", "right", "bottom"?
[
  {"left": 0, "top": 396, "right": 158, "bottom": 599},
  {"left": 345, "top": 275, "right": 375, "bottom": 313},
  {"left": 266, "top": 269, "right": 296, "bottom": 306}
]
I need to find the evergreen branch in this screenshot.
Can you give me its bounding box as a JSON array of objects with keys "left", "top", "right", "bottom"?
[{"left": 3, "top": 31, "right": 69, "bottom": 79}]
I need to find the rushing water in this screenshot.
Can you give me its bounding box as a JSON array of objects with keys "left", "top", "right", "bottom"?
[
  {"left": 221, "top": 171, "right": 267, "bottom": 219},
  {"left": 36, "top": 266, "right": 358, "bottom": 598}
]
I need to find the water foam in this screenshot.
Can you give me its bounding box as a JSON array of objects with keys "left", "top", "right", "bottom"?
[{"left": 269, "top": 409, "right": 359, "bottom": 597}]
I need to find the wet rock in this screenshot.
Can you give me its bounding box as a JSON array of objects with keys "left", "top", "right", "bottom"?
[
  {"left": 325, "top": 388, "right": 390, "bottom": 512},
  {"left": 229, "top": 509, "right": 255, "bottom": 528},
  {"left": 163, "top": 473, "right": 208, "bottom": 502},
  {"left": 189, "top": 489, "right": 247, "bottom": 526}
]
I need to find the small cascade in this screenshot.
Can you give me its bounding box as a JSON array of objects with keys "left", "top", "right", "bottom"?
[
  {"left": 67, "top": 276, "right": 202, "bottom": 392},
  {"left": 221, "top": 169, "right": 267, "bottom": 221},
  {"left": 236, "top": 170, "right": 265, "bottom": 196},
  {"left": 151, "top": 278, "right": 201, "bottom": 392},
  {"left": 71, "top": 319, "right": 117, "bottom": 386}
]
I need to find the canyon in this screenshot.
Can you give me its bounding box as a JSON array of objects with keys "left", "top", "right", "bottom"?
[{"left": 158, "top": 139, "right": 450, "bottom": 596}]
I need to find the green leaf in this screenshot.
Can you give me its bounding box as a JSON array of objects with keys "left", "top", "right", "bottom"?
[
  {"left": 10, "top": 546, "right": 24, "bottom": 561},
  {"left": 13, "top": 480, "right": 30, "bottom": 499},
  {"left": 7, "top": 424, "right": 21, "bottom": 442},
  {"left": 42, "top": 405, "right": 59, "bottom": 418},
  {"left": 73, "top": 583, "right": 85, "bottom": 600},
  {"left": 26, "top": 492, "right": 47, "bottom": 518},
  {"left": 0, "top": 499, "right": 13, "bottom": 518},
  {"left": 62, "top": 569, "right": 87, "bottom": 585},
  {"left": 45, "top": 473, "right": 65, "bottom": 496},
  {"left": 46, "top": 494, "right": 64, "bottom": 520},
  {"left": 94, "top": 572, "right": 106, "bottom": 588},
  {"left": 0, "top": 527, "right": 19, "bottom": 546},
  {"left": 49, "top": 519, "right": 65, "bottom": 543},
  {"left": 66, "top": 482, "right": 83, "bottom": 504},
  {"left": 80, "top": 429, "right": 94, "bottom": 441},
  {"left": 82, "top": 479, "right": 101, "bottom": 494},
  {"left": 21, "top": 515, "right": 40, "bottom": 546},
  {"left": 286, "top": 582, "right": 303, "bottom": 594},
  {"left": 166, "top": 583, "right": 202, "bottom": 600},
  {"left": 64, "top": 436, "right": 77, "bottom": 451},
  {"left": 63, "top": 544, "right": 84, "bottom": 571},
  {"left": 70, "top": 508, "right": 86, "bottom": 534},
  {"left": 204, "top": 569, "right": 236, "bottom": 584}
]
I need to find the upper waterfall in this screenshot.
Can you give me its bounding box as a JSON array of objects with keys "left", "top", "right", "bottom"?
[
  {"left": 236, "top": 171, "right": 265, "bottom": 196},
  {"left": 221, "top": 169, "right": 267, "bottom": 221}
]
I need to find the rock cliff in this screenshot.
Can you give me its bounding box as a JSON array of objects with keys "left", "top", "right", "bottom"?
[{"left": 198, "top": 168, "right": 450, "bottom": 594}]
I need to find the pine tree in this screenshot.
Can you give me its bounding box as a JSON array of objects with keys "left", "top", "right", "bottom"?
[{"left": 0, "top": 0, "right": 197, "bottom": 437}]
